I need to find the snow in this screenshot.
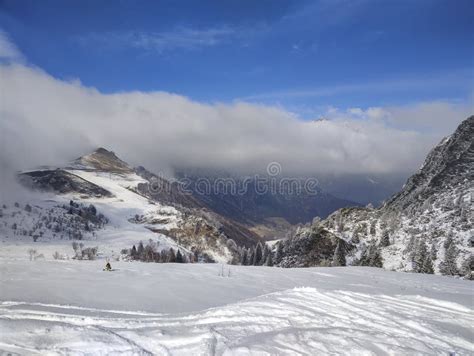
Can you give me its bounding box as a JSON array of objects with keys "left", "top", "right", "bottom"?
[{"left": 0, "top": 260, "right": 472, "bottom": 355}]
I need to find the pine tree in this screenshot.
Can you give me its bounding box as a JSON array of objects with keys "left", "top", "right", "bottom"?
[
  {"left": 161, "top": 249, "right": 168, "bottom": 263},
  {"left": 265, "top": 252, "right": 274, "bottom": 266},
  {"left": 168, "top": 248, "right": 176, "bottom": 263},
  {"left": 413, "top": 239, "right": 428, "bottom": 273},
  {"left": 176, "top": 249, "right": 184, "bottom": 263},
  {"left": 380, "top": 230, "right": 390, "bottom": 247},
  {"left": 460, "top": 255, "right": 473, "bottom": 280},
  {"left": 275, "top": 242, "right": 284, "bottom": 264},
  {"left": 430, "top": 242, "right": 438, "bottom": 261},
  {"left": 262, "top": 244, "right": 270, "bottom": 264},
  {"left": 368, "top": 244, "right": 383, "bottom": 268},
  {"left": 240, "top": 248, "right": 249, "bottom": 265},
  {"left": 131, "top": 245, "right": 137, "bottom": 260},
  {"left": 253, "top": 242, "right": 263, "bottom": 265},
  {"left": 137, "top": 241, "right": 145, "bottom": 261},
  {"left": 357, "top": 246, "right": 370, "bottom": 266},
  {"left": 440, "top": 239, "right": 459, "bottom": 276},
  {"left": 249, "top": 247, "right": 256, "bottom": 266},
  {"left": 332, "top": 239, "right": 346, "bottom": 266},
  {"left": 422, "top": 254, "right": 434, "bottom": 274}
]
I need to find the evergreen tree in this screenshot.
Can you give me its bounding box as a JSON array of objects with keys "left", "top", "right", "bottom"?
[
  {"left": 265, "top": 252, "right": 274, "bottom": 266},
  {"left": 430, "top": 242, "right": 438, "bottom": 261},
  {"left": 131, "top": 245, "right": 137, "bottom": 260},
  {"left": 262, "top": 245, "right": 270, "bottom": 264},
  {"left": 176, "top": 249, "right": 184, "bottom": 263},
  {"left": 440, "top": 239, "right": 459, "bottom": 276},
  {"left": 137, "top": 241, "right": 145, "bottom": 261},
  {"left": 144, "top": 243, "right": 155, "bottom": 262},
  {"left": 422, "top": 254, "right": 434, "bottom": 274},
  {"left": 380, "top": 230, "right": 390, "bottom": 247},
  {"left": 253, "top": 242, "right": 263, "bottom": 265},
  {"left": 368, "top": 244, "right": 383, "bottom": 267},
  {"left": 249, "top": 247, "right": 256, "bottom": 266},
  {"left": 275, "top": 242, "right": 284, "bottom": 264},
  {"left": 460, "top": 255, "right": 473, "bottom": 280},
  {"left": 168, "top": 248, "right": 176, "bottom": 263},
  {"left": 88, "top": 204, "right": 97, "bottom": 216},
  {"left": 357, "top": 246, "right": 370, "bottom": 266},
  {"left": 240, "top": 248, "right": 249, "bottom": 265},
  {"left": 161, "top": 249, "right": 168, "bottom": 263},
  {"left": 332, "top": 239, "right": 346, "bottom": 266},
  {"left": 413, "top": 239, "right": 428, "bottom": 273}
]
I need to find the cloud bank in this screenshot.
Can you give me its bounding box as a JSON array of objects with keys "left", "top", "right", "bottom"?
[{"left": 1, "top": 63, "right": 471, "bottom": 181}]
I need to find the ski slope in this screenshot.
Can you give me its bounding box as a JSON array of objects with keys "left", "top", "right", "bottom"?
[{"left": 0, "top": 261, "right": 472, "bottom": 355}]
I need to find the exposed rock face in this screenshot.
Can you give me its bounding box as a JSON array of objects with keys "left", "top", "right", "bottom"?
[
  {"left": 134, "top": 166, "right": 204, "bottom": 210},
  {"left": 385, "top": 116, "right": 474, "bottom": 213},
  {"left": 279, "top": 116, "right": 473, "bottom": 276},
  {"left": 19, "top": 169, "right": 112, "bottom": 197}
]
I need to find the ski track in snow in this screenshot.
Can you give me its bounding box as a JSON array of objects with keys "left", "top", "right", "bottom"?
[{"left": 0, "top": 287, "right": 473, "bottom": 356}]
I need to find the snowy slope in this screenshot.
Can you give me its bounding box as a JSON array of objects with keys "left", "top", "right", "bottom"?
[
  {"left": 10, "top": 148, "right": 256, "bottom": 263},
  {"left": 0, "top": 262, "right": 472, "bottom": 355}
]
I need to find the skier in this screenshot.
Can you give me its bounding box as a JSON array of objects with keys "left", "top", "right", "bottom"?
[{"left": 104, "top": 260, "right": 112, "bottom": 271}]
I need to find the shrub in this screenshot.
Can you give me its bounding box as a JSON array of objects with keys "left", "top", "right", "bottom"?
[
  {"left": 28, "top": 249, "right": 38, "bottom": 261},
  {"left": 52, "top": 251, "right": 64, "bottom": 260},
  {"left": 81, "top": 247, "right": 98, "bottom": 260}
]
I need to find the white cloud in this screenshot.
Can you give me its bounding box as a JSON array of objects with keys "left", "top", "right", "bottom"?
[
  {"left": 1, "top": 62, "right": 471, "bottom": 202},
  {"left": 0, "top": 30, "right": 23, "bottom": 61}
]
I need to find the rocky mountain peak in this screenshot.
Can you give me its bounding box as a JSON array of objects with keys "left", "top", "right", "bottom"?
[
  {"left": 72, "top": 147, "right": 132, "bottom": 173},
  {"left": 385, "top": 115, "right": 473, "bottom": 211}
]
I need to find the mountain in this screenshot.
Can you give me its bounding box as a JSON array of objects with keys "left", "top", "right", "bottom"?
[
  {"left": 15, "top": 148, "right": 260, "bottom": 263},
  {"left": 176, "top": 171, "right": 359, "bottom": 225},
  {"left": 276, "top": 116, "right": 473, "bottom": 276}
]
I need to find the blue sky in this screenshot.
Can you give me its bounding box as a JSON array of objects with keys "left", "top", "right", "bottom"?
[{"left": 1, "top": 0, "right": 473, "bottom": 117}]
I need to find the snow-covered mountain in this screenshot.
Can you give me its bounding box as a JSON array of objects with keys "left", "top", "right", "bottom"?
[
  {"left": 277, "top": 116, "right": 473, "bottom": 277},
  {"left": 10, "top": 148, "right": 260, "bottom": 263}
]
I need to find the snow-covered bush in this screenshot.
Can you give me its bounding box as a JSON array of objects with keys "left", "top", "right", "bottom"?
[
  {"left": 28, "top": 249, "right": 42, "bottom": 261},
  {"left": 52, "top": 251, "right": 65, "bottom": 260}
]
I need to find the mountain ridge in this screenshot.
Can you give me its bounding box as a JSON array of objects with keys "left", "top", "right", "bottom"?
[{"left": 276, "top": 115, "right": 473, "bottom": 276}]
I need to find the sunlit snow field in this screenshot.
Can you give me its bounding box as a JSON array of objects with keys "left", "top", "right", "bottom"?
[{"left": 0, "top": 257, "right": 473, "bottom": 355}]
